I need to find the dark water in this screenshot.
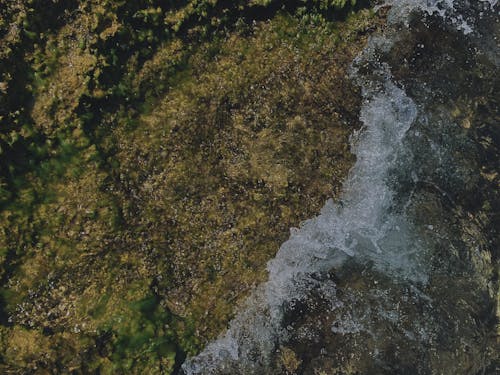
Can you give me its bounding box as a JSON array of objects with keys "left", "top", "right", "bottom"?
[{"left": 182, "top": 1, "right": 499, "bottom": 374}]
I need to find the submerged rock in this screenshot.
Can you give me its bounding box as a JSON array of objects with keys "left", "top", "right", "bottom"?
[{"left": 182, "top": 1, "right": 499, "bottom": 374}]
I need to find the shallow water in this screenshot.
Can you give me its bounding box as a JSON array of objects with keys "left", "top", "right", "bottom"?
[{"left": 182, "top": 1, "right": 499, "bottom": 373}]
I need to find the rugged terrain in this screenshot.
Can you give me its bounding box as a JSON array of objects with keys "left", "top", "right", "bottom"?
[{"left": 0, "top": 1, "right": 384, "bottom": 373}]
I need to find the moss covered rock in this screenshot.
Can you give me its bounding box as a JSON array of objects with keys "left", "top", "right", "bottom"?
[{"left": 0, "top": 1, "right": 384, "bottom": 373}]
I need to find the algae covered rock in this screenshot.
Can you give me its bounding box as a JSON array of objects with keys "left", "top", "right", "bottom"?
[{"left": 0, "top": 1, "right": 382, "bottom": 373}]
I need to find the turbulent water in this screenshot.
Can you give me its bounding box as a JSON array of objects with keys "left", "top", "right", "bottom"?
[{"left": 182, "top": 1, "right": 499, "bottom": 374}]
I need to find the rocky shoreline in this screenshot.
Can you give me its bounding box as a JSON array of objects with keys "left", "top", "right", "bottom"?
[{"left": 0, "top": 2, "right": 384, "bottom": 373}]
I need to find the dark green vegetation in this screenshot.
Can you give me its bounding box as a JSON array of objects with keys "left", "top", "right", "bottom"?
[{"left": 0, "top": 1, "right": 383, "bottom": 373}]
